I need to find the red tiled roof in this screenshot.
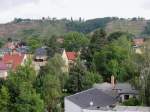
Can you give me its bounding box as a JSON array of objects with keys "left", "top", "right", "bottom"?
[
  {"left": 2, "top": 53, "right": 25, "bottom": 70},
  {"left": 133, "top": 38, "right": 144, "bottom": 46},
  {"left": 66, "top": 52, "right": 77, "bottom": 61}
]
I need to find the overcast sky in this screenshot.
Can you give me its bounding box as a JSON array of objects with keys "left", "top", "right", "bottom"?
[{"left": 0, "top": 0, "right": 150, "bottom": 23}]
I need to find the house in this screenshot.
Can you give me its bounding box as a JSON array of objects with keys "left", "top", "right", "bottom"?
[
  {"left": 61, "top": 49, "right": 78, "bottom": 72},
  {"left": 94, "top": 76, "right": 139, "bottom": 103},
  {"left": 133, "top": 38, "right": 144, "bottom": 47},
  {"left": 2, "top": 53, "right": 27, "bottom": 71},
  {"left": 65, "top": 87, "right": 149, "bottom": 112},
  {"left": 33, "top": 48, "right": 48, "bottom": 72},
  {"left": 133, "top": 38, "right": 144, "bottom": 54},
  {"left": 0, "top": 48, "right": 12, "bottom": 57},
  {"left": 0, "top": 61, "right": 8, "bottom": 79},
  {"left": 34, "top": 48, "right": 48, "bottom": 62},
  {"left": 65, "top": 88, "right": 118, "bottom": 112}
]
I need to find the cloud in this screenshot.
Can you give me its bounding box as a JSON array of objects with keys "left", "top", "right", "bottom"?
[{"left": 0, "top": 0, "right": 39, "bottom": 11}]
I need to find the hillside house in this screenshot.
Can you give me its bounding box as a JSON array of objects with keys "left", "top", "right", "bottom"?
[
  {"left": 133, "top": 38, "right": 144, "bottom": 54},
  {"left": 33, "top": 48, "right": 48, "bottom": 72},
  {"left": 2, "top": 53, "right": 27, "bottom": 71},
  {"left": 0, "top": 52, "right": 27, "bottom": 79},
  {"left": 61, "top": 49, "right": 78, "bottom": 72},
  {"left": 34, "top": 48, "right": 48, "bottom": 62}
]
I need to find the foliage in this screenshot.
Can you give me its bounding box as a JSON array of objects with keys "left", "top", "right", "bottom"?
[
  {"left": 44, "top": 35, "right": 63, "bottom": 56},
  {"left": 81, "top": 29, "right": 107, "bottom": 70},
  {"left": 65, "top": 60, "right": 103, "bottom": 94},
  {"left": 144, "top": 22, "right": 150, "bottom": 35},
  {"left": 26, "top": 37, "right": 43, "bottom": 52},
  {"left": 94, "top": 36, "right": 135, "bottom": 81},
  {"left": 90, "top": 29, "right": 107, "bottom": 52},
  {"left": 123, "top": 98, "right": 141, "bottom": 106},
  {"left": 63, "top": 32, "right": 89, "bottom": 51},
  {"left": 35, "top": 54, "right": 65, "bottom": 112},
  {"left": 107, "top": 31, "right": 132, "bottom": 42},
  {"left": 0, "top": 86, "right": 10, "bottom": 112},
  {"left": 66, "top": 17, "right": 115, "bottom": 33},
  {"left": 4, "top": 61, "right": 44, "bottom": 112}
]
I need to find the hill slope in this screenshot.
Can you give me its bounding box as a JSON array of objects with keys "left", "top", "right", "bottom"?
[
  {"left": 0, "top": 18, "right": 149, "bottom": 39},
  {"left": 105, "top": 20, "right": 147, "bottom": 36}
]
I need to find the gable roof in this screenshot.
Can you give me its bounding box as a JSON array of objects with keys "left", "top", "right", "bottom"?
[
  {"left": 133, "top": 38, "right": 144, "bottom": 46},
  {"left": 66, "top": 52, "right": 77, "bottom": 61},
  {"left": 35, "top": 48, "right": 47, "bottom": 56},
  {"left": 94, "top": 83, "right": 138, "bottom": 95},
  {"left": 66, "top": 88, "right": 118, "bottom": 109},
  {"left": 114, "top": 83, "right": 138, "bottom": 94},
  {"left": 2, "top": 53, "right": 25, "bottom": 70}
]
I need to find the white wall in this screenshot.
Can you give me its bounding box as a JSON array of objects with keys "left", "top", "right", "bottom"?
[{"left": 65, "top": 98, "right": 82, "bottom": 112}]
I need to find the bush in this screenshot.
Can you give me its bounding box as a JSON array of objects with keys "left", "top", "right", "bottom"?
[{"left": 122, "top": 98, "right": 141, "bottom": 106}]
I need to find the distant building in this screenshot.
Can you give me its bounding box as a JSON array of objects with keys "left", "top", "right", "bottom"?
[
  {"left": 0, "top": 52, "right": 27, "bottom": 79},
  {"left": 2, "top": 53, "right": 27, "bottom": 71},
  {"left": 33, "top": 48, "right": 48, "bottom": 72},
  {"left": 34, "top": 48, "right": 48, "bottom": 62},
  {"left": 132, "top": 38, "right": 144, "bottom": 54},
  {"left": 133, "top": 38, "right": 144, "bottom": 47},
  {"left": 61, "top": 49, "right": 78, "bottom": 72}
]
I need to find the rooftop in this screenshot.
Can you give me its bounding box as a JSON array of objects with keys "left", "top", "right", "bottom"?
[
  {"left": 35, "top": 48, "right": 47, "bottom": 56},
  {"left": 2, "top": 53, "right": 25, "bottom": 70},
  {"left": 66, "top": 88, "right": 118, "bottom": 109},
  {"left": 66, "top": 52, "right": 77, "bottom": 61}
]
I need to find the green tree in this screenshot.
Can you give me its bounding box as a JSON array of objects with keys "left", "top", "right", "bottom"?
[
  {"left": 94, "top": 36, "right": 134, "bottom": 81},
  {"left": 26, "top": 37, "right": 42, "bottom": 52},
  {"left": 44, "top": 35, "right": 63, "bottom": 56},
  {"left": 63, "top": 32, "right": 89, "bottom": 51},
  {"left": 144, "top": 22, "right": 150, "bottom": 35},
  {"left": 42, "top": 75, "right": 62, "bottom": 112},
  {"left": 6, "top": 61, "right": 44, "bottom": 112},
  {"left": 0, "top": 86, "right": 10, "bottom": 112},
  {"left": 90, "top": 29, "right": 107, "bottom": 52},
  {"left": 107, "top": 31, "right": 132, "bottom": 42},
  {"left": 81, "top": 29, "right": 107, "bottom": 70},
  {"left": 35, "top": 54, "right": 65, "bottom": 112},
  {"left": 65, "top": 60, "right": 103, "bottom": 93}
]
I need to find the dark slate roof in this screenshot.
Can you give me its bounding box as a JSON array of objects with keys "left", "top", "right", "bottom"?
[
  {"left": 114, "top": 83, "right": 139, "bottom": 94},
  {"left": 16, "top": 47, "right": 30, "bottom": 54},
  {"left": 66, "top": 88, "right": 118, "bottom": 109},
  {"left": 35, "top": 48, "right": 47, "bottom": 56},
  {"left": 0, "top": 48, "right": 12, "bottom": 53}
]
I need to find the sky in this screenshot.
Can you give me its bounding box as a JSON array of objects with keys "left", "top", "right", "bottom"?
[{"left": 0, "top": 0, "right": 150, "bottom": 23}]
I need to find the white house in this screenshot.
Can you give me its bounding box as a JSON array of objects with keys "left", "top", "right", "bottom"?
[{"left": 65, "top": 88, "right": 149, "bottom": 112}]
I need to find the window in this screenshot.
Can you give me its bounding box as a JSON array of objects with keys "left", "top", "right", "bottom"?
[{"left": 124, "top": 95, "right": 129, "bottom": 100}]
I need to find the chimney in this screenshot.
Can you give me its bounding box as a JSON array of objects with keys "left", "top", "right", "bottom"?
[{"left": 111, "top": 75, "right": 115, "bottom": 88}]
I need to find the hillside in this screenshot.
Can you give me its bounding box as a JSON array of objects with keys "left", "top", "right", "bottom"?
[
  {"left": 0, "top": 18, "right": 149, "bottom": 39},
  {"left": 105, "top": 20, "right": 147, "bottom": 36}
]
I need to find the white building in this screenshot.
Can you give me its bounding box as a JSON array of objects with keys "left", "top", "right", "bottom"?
[{"left": 65, "top": 88, "right": 150, "bottom": 112}]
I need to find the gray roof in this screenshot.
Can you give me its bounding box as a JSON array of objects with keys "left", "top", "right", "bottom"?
[
  {"left": 35, "top": 48, "right": 47, "bottom": 56},
  {"left": 94, "top": 83, "right": 139, "bottom": 95},
  {"left": 114, "top": 83, "right": 139, "bottom": 94},
  {"left": 66, "top": 88, "right": 118, "bottom": 109}
]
